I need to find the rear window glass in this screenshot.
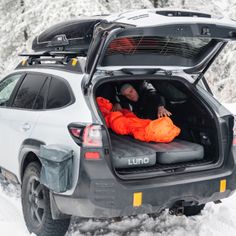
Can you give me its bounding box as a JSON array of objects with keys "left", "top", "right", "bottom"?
[
  {"left": 102, "top": 36, "right": 215, "bottom": 67},
  {"left": 46, "top": 77, "right": 71, "bottom": 109}
]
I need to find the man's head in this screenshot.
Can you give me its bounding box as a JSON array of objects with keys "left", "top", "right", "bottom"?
[{"left": 120, "top": 83, "right": 139, "bottom": 102}]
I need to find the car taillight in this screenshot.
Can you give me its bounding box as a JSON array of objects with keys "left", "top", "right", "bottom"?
[
  {"left": 69, "top": 124, "right": 103, "bottom": 147},
  {"left": 84, "top": 152, "right": 100, "bottom": 159},
  {"left": 83, "top": 125, "right": 102, "bottom": 147},
  {"left": 233, "top": 137, "right": 236, "bottom": 145},
  {"left": 68, "top": 124, "right": 103, "bottom": 160},
  {"left": 70, "top": 127, "right": 82, "bottom": 138}
]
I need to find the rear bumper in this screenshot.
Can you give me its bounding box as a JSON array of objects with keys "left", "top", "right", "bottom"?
[{"left": 53, "top": 148, "right": 236, "bottom": 218}]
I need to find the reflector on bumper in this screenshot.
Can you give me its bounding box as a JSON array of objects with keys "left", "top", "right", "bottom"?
[
  {"left": 133, "top": 192, "right": 142, "bottom": 207},
  {"left": 220, "top": 179, "right": 226, "bottom": 193}
]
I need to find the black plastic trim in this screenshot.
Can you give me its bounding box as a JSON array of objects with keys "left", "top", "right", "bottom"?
[
  {"left": 19, "top": 139, "right": 45, "bottom": 182},
  {"left": 52, "top": 148, "right": 236, "bottom": 218}
]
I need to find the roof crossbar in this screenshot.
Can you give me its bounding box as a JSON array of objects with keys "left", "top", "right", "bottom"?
[{"left": 16, "top": 51, "right": 83, "bottom": 72}]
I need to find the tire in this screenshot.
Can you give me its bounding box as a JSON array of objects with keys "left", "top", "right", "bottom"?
[
  {"left": 184, "top": 204, "right": 205, "bottom": 216},
  {"left": 21, "top": 162, "right": 70, "bottom": 236}
]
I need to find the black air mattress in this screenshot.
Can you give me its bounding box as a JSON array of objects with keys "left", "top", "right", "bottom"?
[{"left": 110, "top": 134, "right": 204, "bottom": 168}]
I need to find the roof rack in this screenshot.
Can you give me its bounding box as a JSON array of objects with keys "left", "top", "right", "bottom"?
[{"left": 15, "top": 51, "right": 84, "bottom": 72}]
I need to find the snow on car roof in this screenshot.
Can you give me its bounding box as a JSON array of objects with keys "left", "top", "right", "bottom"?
[{"left": 105, "top": 8, "right": 235, "bottom": 28}]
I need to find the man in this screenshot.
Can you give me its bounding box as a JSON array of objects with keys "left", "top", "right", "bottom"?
[{"left": 119, "top": 81, "right": 171, "bottom": 120}]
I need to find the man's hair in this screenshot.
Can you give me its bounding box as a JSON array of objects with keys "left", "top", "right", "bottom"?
[{"left": 120, "top": 83, "right": 133, "bottom": 95}]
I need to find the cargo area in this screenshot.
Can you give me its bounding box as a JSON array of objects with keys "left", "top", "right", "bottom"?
[{"left": 95, "top": 76, "right": 220, "bottom": 177}]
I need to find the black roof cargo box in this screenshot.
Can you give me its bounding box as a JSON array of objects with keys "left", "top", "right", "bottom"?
[{"left": 32, "top": 18, "right": 105, "bottom": 55}]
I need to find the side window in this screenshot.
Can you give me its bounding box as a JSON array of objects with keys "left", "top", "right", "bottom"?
[
  {"left": 46, "top": 77, "right": 71, "bottom": 109},
  {"left": 12, "top": 73, "right": 47, "bottom": 109},
  {"left": 33, "top": 79, "right": 49, "bottom": 110},
  {"left": 0, "top": 74, "right": 22, "bottom": 107}
]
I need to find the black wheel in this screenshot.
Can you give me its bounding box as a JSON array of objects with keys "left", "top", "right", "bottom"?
[
  {"left": 184, "top": 204, "right": 205, "bottom": 216},
  {"left": 21, "top": 162, "right": 70, "bottom": 236}
]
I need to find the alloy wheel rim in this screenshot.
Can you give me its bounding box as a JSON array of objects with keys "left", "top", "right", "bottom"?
[{"left": 27, "top": 176, "right": 46, "bottom": 227}]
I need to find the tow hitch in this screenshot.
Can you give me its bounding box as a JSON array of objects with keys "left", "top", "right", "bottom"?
[
  {"left": 169, "top": 200, "right": 198, "bottom": 216},
  {"left": 169, "top": 201, "right": 185, "bottom": 216}
]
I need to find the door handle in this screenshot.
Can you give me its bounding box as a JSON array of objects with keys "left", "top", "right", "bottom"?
[{"left": 22, "top": 123, "right": 31, "bottom": 132}]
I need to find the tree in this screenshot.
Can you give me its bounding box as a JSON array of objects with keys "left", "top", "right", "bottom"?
[
  {"left": 0, "top": 0, "right": 152, "bottom": 76},
  {"left": 20, "top": 0, "right": 28, "bottom": 41},
  {"left": 150, "top": 0, "right": 170, "bottom": 8}
]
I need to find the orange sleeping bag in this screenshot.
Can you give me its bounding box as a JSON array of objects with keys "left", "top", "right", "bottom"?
[{"left": 96, "top": 97, "right": 180, "bottom": 143}]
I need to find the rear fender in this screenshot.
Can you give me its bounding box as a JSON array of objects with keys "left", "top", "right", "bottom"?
[{"left": 19, "top": 139, "right": 45, "bottom": 183}]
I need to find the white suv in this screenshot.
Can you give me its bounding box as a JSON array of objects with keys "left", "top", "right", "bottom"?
[{"left": 1, "top": 9, "right": 236, "bottom": 236}]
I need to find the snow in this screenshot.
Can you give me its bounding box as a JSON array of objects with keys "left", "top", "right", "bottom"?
[
  {"left": 224, "top": 103, "right": 236, "bottom": 115},
  {"left": 1, "top": 1, "right": 236, "bottom": 235},
  {"left": 1, "top": 180, "right": 236, "bottom": 236},
  {"left": 0, "top": 184, "right": 32, "bottom": 236}
]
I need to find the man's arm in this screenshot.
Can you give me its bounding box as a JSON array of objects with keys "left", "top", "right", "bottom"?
[
  {"left": 143, "top": 81, "right": 165, "bottom": 107},
  {"left": 143, "top": 82, "right": 171, "bottom": 118}
]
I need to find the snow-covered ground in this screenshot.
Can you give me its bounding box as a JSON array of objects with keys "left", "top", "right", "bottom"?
[
  {"left": 0, "top": 183, "right": 30, "bottom": 236},
  {"left": 1, "top": 171, "right": 236, "bottom": 236}
]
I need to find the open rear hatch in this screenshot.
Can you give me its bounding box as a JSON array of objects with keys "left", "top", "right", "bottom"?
[
  {"left": 31, "top": 11, "right": 236, "bottom": 78},
  {"left": 84, "top": 12, "right": 236, "bottom": 87}
]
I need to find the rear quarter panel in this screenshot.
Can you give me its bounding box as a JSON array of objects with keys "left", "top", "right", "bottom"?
[{"left": 17, "top": 69, "right": 93, "bottom": 195}]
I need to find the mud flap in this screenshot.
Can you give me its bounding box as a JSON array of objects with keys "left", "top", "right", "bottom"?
[{"left": 39, "top": 145, "right": 73, "bottom": 193}]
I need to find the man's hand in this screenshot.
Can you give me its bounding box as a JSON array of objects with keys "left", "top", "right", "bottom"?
[
  {"left": 157, "top": 106, "right": 172, "bottom": 118},
  {"left": 112, "top": 103, "right": 122, "bottom": 112}
]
